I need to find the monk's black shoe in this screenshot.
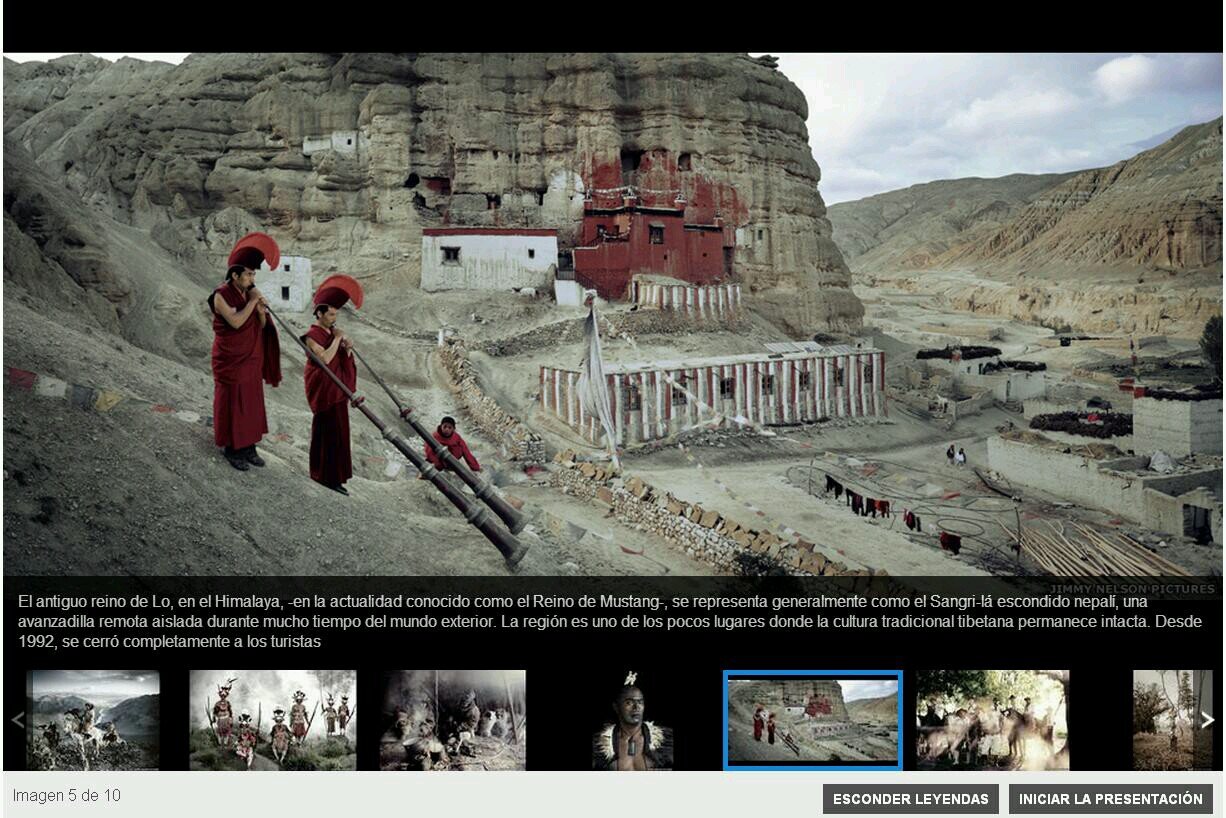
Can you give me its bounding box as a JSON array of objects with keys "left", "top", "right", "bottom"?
[
  {"left": 328, "top": 484, "right": 349, "bottom": 496},
  {"left": 224, "top": 451, "right": 249, "bottom": 471},
  {"left": 243, "top": 446, "right": 266, "bottom": 468}
]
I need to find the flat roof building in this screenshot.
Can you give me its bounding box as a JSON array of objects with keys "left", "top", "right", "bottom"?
[{"left": 421, "top": 227, "right": 558, "bottom": 292}]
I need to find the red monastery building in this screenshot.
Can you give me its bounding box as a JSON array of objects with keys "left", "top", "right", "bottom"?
[{"left": 572, "top": 189, "right": 734, "bottom": 300}]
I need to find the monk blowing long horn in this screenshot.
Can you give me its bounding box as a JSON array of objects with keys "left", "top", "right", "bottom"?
[
  {"left": 348, "top": 344, "right": 527, "bottom": 535},
  {"left": 262, "top": 304, "right": 528, "bottom": 568}
]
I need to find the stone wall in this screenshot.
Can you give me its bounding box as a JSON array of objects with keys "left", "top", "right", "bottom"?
[
  {"left": 549, "top": 450, "right": 880, "bottom": 577},
  {"left": 1143, "top": 484, "right": 1224, "bottom": 545},
  {"left": 959, "top": 370, "right": 1047, "bottom": 403},
  {"left": 951, "top": 389, "right": 996, "bottom": 419},
  {"left": 1133, "top": 396, "right": 1223, "bottom": 457},
  {"left": 436, "top": 338, "right": 546, "bottom": 463},
  {"left": 988, "top": 436, "right": 1222, "bottom": 538},
  {"left": 988, "top": 437, "right": 1140, "bottom": 520}
]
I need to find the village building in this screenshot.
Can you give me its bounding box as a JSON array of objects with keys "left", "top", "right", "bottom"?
[
  {"left": 420, "top": 228, "right": 558, "bottom": 292},
  {"left": 918, "top": 346, "right": 1047, "bottom": 403},
  {"left": 302, "top": 131, "right": 360, "bottom": 157},
  {"left": 572, "top": 189, "right": 735, "bottom": 300},
  {"left": 1131, "top": 389, "right": 1223, "bottom": 457},
  {"left": 259, "top": 255, "right": 312, "bottom": 312},
  {"left": 541, "top": 345, "right": 885, "bottom": 447},
  {"left": 987, "top": 432, "right": 1222, "bottom": 545}
]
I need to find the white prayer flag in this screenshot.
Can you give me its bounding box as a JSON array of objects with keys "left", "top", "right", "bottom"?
[{"left": 576, "top": 303, "right": 620, "bottom": 470}]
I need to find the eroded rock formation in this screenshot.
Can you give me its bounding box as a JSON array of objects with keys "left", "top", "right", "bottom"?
[{"left": 5, "top": 52, "right": 862, "bottom": 336}]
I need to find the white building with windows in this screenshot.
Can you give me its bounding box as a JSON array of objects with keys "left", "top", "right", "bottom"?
[
  {"left": 302, "top": 131, "right": 360, "bottom": 157},
  {"left": 259, "top": 255, "right": 312, "bottom": 312},
  {"left": 421, "top": 228, "right": 558, "bottom": 292}
]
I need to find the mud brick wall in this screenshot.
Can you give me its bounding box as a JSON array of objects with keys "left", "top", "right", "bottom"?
[
  {"left": 437, "top": 339, "right": 546, "bottom": 464},
  {"left": 1133, "top": 396, "right": 1223, "bottom": 457}
]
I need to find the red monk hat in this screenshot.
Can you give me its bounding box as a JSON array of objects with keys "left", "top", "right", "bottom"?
[
  {"left": 227, "top": 232, "right": 280, "bottom": 272},
  {"left": 313, "top": 275, "right": 364, "bottom": 311}
]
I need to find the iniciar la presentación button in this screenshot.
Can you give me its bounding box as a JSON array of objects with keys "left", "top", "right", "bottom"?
[{"left": 1010, "top": 784, "right": 1212, "bottom": 814}]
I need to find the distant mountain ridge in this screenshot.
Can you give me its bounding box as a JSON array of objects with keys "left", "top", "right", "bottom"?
[
  {"left": 846, "top": 692, "right": 898, "bottom": 725},
  {"left": 33, "top": 694, "right": 91, "bottom": 714},
  {"left": 102, "top": 693, "right": 159, "bottom": 735},
  {"left": 830, "top": 118, "right": 1222, "bottom": 275}
]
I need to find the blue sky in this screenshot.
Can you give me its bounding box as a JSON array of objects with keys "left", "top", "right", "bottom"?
[{"left": 7, "top": 52, "right": 1221, "bottom": 205}]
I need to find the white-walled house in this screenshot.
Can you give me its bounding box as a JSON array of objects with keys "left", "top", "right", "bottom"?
[
  {"left": 421, "top": 228, "right": 558, "bottom": 292},
  {"left": 259, "top": 255, "right": 312, "bottom": 312}
]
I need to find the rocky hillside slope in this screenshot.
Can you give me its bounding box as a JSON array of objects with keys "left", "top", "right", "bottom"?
[
  {"left": 830, "top": 172, "right": 1075, "bottom": 270},
  {"left": 831, "top": 118, "right": 1221, "bottom": 275},
  {"left": 830, "top": 119, "right": 1221, "bottom": 337}
]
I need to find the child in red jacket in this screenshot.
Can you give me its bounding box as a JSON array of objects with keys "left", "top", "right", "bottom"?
[{"left": 424, "top": 416, "right": 481, "bottom": 474}]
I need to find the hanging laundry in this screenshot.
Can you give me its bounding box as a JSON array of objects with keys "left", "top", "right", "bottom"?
[
  {"left": 903, "top": 510, "right": 916, "bottom": 530},
  {"left": 939, "top": 531, "right": 962, "bottom": 555},
  {"left": 866, "top": 498, "right": 878, "bottom": 518},
  {"left": 915, "top": 514, "right": 922, "bottom": 532},
  {"left": 878, "top": 500, "right": 891, "bottom": 518}
]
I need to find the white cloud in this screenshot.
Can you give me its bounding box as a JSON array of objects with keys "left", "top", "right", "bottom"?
[
  {"left": 1094, "top": 54, "right": 1160, "bottom": 103},
  {"left": 944, "top": 87, "right": 1082, "bottom": 135},
  {"left": 841, "top": 679, "right": 898, "bottom": 702}
]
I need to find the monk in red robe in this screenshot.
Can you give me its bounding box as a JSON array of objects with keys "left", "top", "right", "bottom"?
[
  {"left": 210, "top": 263, "right": 281, "bottom": 470},
  {"left": 424, "top": 416, "right": 481, "bottom": 474},
  {"left": 302, "top": 292, "right": 357, "bottom": 495}
]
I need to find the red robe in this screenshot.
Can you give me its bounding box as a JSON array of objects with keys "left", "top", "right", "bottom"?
[
  {"left": 425, "top": 427, "right": 481, "bottom": 472},
  {"left": 210, "top": 282, "right": 281, "bottom": 449},
  {"left": 302, "top": 325, "right": 356, "bottom": 487}
]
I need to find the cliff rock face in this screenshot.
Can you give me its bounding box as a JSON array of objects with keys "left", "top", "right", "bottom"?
[
  {"left": 731, "top": 678, "right": 850, "bottom": 720},
  {"left": 4, "top": 53, "right": 862, "bottom": 335}
]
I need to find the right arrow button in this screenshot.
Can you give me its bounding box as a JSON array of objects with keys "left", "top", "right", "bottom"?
[{"left": 1200, "top": 711, "right": 1215, "bottom": 729}]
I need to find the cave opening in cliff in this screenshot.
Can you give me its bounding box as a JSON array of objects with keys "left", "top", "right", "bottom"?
[
  {"left": 678, "top": 152, "right": 692, "bottom": 171},
  {"left": 621, "top": 148, "right": 645, "bottom": 174},
  {"left": 405, "top": 173, "right": 420, "bottom": 188},
  {"left": 487, "top": 194, "right": 501, "bottom": 210}
]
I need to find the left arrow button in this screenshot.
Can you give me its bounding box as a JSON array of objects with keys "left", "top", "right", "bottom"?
[{"left": 11, "top": 712, "right": 25, "bottom": 728}]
